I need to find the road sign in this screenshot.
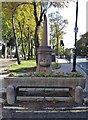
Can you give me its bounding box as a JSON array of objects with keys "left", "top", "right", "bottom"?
[{"left": 74, "top": 27, "right": 78, "bottom": 33}]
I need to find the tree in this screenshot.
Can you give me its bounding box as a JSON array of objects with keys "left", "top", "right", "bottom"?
[
  {"left": 7, "top": 37, "right": 15, "bottom": 58},
  {"left": 76, "top": 32, "right": 88, "bottom": 56},
  {"left": 18, "top": 20, "right": 27, "bottom": 60},
  {"left": 2, "top": 2, "right": 24, "bottom": 64},
  {"left": 2, "top": 2, "right": 35, "bottom": 62},
  {"left": 15, "top": 3, "right": 35, "bottom": 60},
  {"left": 2, "top": 10, "right": 12, "bottom": 58},
  {"left": 32, "top": 2, "right": 45, "bottom": 65},
  {"left": 49, "top": 11, "right": 68, "bottom": 55},
  {"left": 2, "top": 1, "right": 74, "bottom": 65}
]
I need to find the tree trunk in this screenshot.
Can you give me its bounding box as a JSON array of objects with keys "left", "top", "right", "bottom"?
[
  {"left": 28, "top": 40, "right": 30, "bottom": 60},
  {"left": 56, "top": 35, "right": 58, "bottom": 56},
  {"left": 33, "top": 2, "right": 44, "bottom": 65},
  {"left": 12, "top": 13, "right": 20, "bottom": 64},
  {"left": 9, "top": 46, "right": 12, "bottom": 58},
  {"left": 21, "top": 31, "right": 26, "bottom": 60},
  {"left": 27, "top": 27, "right": 30, "bottom": 60},
  {"left": 34, "top": 26, "right": 39, "bottom": 65},
  {"left": 4, "top": 39, "right": 7, "bottom": 58},
  {"left": 31, "top": 39, "right": 33, "bottom": 58}
]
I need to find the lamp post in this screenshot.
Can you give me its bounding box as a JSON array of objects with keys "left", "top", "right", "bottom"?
[
  {"left": 72, "top": 0, "right": 78, "bottom": 72},
  {"left": 41, "top": 0, "right": 49, "bottom": 11}
]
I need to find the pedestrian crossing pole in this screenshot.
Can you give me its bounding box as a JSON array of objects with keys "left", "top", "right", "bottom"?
[{"left": 72, "top": 0, "right": 78, "bottom": 72}]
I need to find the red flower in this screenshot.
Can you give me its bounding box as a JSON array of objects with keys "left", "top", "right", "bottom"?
[
  {"left": 62, "top": 72, "right": 64, "bottom": 74},
  {"left": 50, "top": 72, "right": 53, "bottom": 74},
  {"left": 56, "top": 72, "right": 58, "bottom": 74},
  {"left": 56, "top": 72, "right": 60, "bottom": 74},
  {"left": 43, "top": 70, "right": 47, "bottom": 73},
  {"left": 31, "top": 72, "right": 34, "bottom": 75}
]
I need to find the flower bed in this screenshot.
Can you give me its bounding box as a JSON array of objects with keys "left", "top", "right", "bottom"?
[{"left": 9, "top": 71, "right": 83, "bottom": 78}]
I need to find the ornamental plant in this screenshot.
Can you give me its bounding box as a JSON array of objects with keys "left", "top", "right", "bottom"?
[{"left": 9, "top": 70, "right": 83, "bottom": 77}]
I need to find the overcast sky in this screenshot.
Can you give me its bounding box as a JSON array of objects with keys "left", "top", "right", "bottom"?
[{"left": 47, "top": 0, "right": 87, "bottom": 48}]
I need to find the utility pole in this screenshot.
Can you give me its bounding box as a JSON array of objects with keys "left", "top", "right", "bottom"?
[{"left": 72, "top": 0, "right": 78, "bottom": 72}]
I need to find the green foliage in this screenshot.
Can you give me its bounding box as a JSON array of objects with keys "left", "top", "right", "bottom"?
[
  {"left": 2, "top": 2, "right": 36, "bottom": 60},
  {"left": 9, "top": 72, "right": 17, "bottom": 77},
  {"left": 2, "top": 12, "right": 12, "bottom": 41},
  {"left": 49, "top": 11, "right": 68, "bottom": 55},
  {"left": 2, "top": 1, "right": 74, "bottom": 61},
  {"left": 65, "top": 48, "right": 73, "bottom": 56},
  {"left": 52, "top": 62, "right": 61, "bottom": 69},
  {"left": 76, "top": 33, "right": 87, "bottom": 56},
  {"left": 15, "top": 4, "right": 35, "bottom": 36},
  {"left": 9, "top": 71, "right": 83, "bottom": 78}
]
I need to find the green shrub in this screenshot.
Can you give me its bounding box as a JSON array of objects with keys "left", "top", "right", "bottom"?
[{"left": 9, "top": 72, "right": 17, "bottom": 77}]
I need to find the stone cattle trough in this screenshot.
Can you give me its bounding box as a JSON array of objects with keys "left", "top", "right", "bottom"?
[{"left": 3, "top": 77, "right": 85, "bottom": 104}]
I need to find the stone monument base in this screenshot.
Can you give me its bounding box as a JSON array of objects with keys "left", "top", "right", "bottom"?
[{"left": 36, "top": 46, "right": 52, "bottom": 73}]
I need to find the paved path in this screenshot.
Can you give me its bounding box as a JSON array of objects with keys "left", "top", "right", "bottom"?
[
  {"left": 0, "top": 58, "right": 16, "bottom": 90},
  {"left": 0, "top": 58, "right": 16, "bottom": 71},
  {"left": 55, "top": 58, "right": 87, "bottom": 75}
]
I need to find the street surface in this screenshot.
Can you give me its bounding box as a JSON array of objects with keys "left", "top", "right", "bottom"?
[
  {"left": 0, "top": 58, "right": 16, "bottom": 71},
  {"left": 77, "top": 60, "right": 88, "bottom": 75},
  {"left": 76, "top": 58, "right": 88, "bottom": 93}
]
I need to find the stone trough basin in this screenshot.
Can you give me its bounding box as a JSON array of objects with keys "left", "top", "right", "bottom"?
[{"left": 4, "top": 77, "right": 85, "bottom": 104}]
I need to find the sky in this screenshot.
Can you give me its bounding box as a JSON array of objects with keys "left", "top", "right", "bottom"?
[{"left": 47, "top": 0, "right": 87, "bottom": 48}]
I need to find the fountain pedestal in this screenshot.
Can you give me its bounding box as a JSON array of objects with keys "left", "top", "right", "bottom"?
[{"left": 37, "top": 46, "right": 52, "bottom": 73}]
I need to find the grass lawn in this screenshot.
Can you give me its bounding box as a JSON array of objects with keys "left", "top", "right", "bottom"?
[
  {"left": 7, "top": 59, "right": 60, "bottom": 72},
  {"left": 8, "top": 59, "right": 36, "bottom": 72}
]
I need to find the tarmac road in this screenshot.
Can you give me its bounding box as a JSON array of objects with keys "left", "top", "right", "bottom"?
[{"left": 77, "top": 62, "right": 88, "bottom": 75}]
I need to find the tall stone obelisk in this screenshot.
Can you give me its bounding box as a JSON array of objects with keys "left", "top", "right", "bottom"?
[
  {"left": 36, "top": 14, "right": 52, "bottom": 73},
  {"left": 41, "top": 14, "right": 48, "bottom": 46}
]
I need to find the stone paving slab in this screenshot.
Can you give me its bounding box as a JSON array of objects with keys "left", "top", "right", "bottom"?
[
  {"left": 2, "top": 110, "right": 88, "bottom": 119},
  {"left": 2, "top": 100, "right": 88, "bottom": 119}
]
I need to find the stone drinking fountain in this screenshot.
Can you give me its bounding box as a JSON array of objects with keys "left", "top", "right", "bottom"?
[{"left": 3, "top": 1, "right": 85, "bottom": 105}]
